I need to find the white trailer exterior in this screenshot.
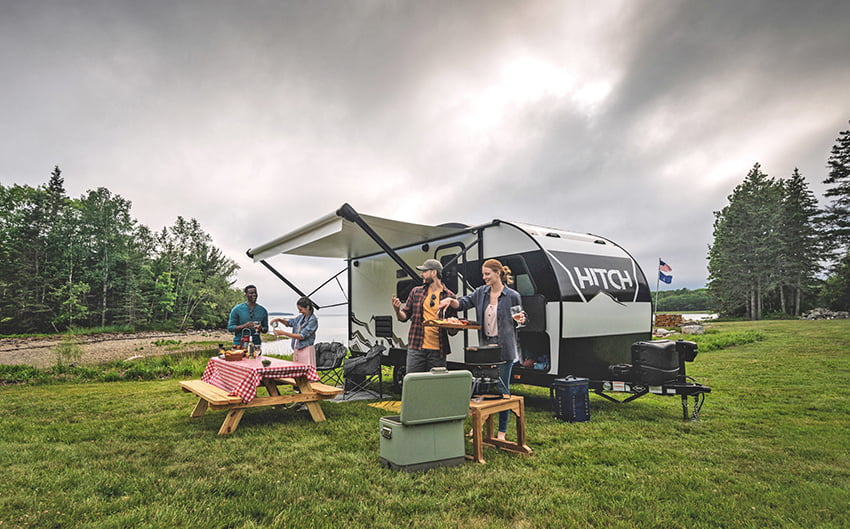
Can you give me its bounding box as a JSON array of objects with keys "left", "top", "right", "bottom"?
[{"left": 248, "top": 204, "right": 653, "bottom": 389}]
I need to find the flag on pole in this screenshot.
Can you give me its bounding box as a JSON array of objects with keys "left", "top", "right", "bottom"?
[{"left": 659, "top": 259, "right": 673, "bottom": 284}]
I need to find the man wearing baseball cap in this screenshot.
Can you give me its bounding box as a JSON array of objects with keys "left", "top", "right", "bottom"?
[{"left": 391, "top": 258, "right": 457, "bottom": 373}]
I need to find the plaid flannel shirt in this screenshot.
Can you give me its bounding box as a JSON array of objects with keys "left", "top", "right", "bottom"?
[{"left": 401, "top": 284, "right": 456, "bottom": 357}]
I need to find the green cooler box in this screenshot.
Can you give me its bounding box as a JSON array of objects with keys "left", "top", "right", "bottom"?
[{"left": 379, "top": 368, "right": 472, "bottom": 472}]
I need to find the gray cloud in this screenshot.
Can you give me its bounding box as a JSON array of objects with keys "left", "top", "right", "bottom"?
[{"left": 1, "top": 0, "right": 848, "bottom": 311}]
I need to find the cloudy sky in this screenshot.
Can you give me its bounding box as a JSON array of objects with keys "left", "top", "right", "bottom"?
[{"left": 2, "top": 0, "right": 849, "bottom": 312}]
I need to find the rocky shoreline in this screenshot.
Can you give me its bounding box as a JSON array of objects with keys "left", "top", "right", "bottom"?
[
  {"left": 800, "top": 308, "right": 849, "bottom": 320},
  {"left": 0, "top": 330, "right": 233, "bottom": 369}
]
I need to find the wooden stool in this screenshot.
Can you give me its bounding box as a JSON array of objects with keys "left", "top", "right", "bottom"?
[{"left": 467, "top": 395, "right": 533, "bottom": 464}]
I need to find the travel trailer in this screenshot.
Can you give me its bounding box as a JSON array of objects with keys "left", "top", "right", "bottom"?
[{"left": 248, "top": 204, "right": 709, "bottom": 418}]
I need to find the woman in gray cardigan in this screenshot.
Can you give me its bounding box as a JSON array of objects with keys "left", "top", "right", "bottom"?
[{"left": 439, "top": 258, "right": 526, "bottom": 439}]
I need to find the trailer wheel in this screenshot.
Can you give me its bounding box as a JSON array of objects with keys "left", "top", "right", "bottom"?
[{"left": 392, "top": 364, "right": 406, "bottom": 390}]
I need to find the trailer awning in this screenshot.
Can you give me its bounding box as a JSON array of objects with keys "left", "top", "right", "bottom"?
[{"left": 247, "top": 206, "right": 467, "bottom": 261}]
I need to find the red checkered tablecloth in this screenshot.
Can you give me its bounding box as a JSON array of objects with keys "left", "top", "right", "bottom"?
[{"left": 202, "top": 356, "right": 319, "bottom": 403}]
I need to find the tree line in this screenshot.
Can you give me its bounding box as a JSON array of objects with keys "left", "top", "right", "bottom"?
[
  {"left": 708, "top": 122, "right": 850, "bottom": 319},
  {"left": 0, "top": 167, "right": 243, "bottom": 334},
  {"left": 655, "top": 288, "right": 710, "bottom": 312}
]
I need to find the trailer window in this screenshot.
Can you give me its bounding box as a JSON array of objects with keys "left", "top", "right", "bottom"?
[
  {"left": 438, "top": 246, "right": 464, "bottom": 294},
  {"left": 395, "top": 279, "right": 418, "bottom": 302},
  {"left": 514, "top": 273, "right": 534, "bottom": 296},
  {"left": 504, "top": 256, "right": 536, "bottom": 296}
]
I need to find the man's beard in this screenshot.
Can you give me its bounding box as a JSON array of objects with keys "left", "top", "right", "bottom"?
[{"left": 422, "top": 276, "right": 433, "bottom": 287}]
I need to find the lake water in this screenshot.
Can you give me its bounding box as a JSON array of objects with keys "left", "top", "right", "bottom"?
[
  {"left": 682, "top": 313, "right": 718, "bottom": 321},
  {"left": 262, "top": 312, "right": 349, "bottom": 355}
]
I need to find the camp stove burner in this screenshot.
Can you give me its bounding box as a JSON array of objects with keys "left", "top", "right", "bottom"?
[{"left": 465, "top": 346, "right": 507, "bottom": 398}]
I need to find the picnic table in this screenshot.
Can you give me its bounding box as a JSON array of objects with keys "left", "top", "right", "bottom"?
[{"left": 179, "top": 356, "right": 342, "bottom": 435}]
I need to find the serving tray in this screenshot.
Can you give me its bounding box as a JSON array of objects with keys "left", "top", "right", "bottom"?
[{"left": 424, "top": 319, "right": 481, "bottom": 330}]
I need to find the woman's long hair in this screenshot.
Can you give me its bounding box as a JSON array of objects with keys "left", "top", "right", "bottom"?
[
  {"left": 483, "top": 258, "right": 514, "bottom": 286},
  {"left": 296, "top": 296, "right": 315, "bottom": 315}
]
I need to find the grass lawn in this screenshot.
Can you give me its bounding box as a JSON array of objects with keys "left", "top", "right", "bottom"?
[{"left": 1, "top": 320, "right": 848, "bottom": 528}]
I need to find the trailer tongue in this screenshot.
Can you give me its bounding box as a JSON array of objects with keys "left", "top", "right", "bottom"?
[{"left": 588, "top": 339, "right": 711, "bottom": 421}]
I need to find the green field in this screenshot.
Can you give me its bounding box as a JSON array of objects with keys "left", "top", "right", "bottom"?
[{"left": 2, "top": 320, "right": 848, "bottom": 528}]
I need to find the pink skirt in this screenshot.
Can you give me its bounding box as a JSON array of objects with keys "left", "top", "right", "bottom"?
[{"left": 292, "top": 345, "right": 316, "bottom": 367}]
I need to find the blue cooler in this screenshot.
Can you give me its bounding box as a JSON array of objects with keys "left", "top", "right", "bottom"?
[{"left": 551, "top": 376, "right": 590, "bottom": 422}]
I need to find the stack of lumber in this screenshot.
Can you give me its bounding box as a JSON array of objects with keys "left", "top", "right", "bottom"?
[{"left": 654, "top": 313, "right": 684, "bottom": 327}]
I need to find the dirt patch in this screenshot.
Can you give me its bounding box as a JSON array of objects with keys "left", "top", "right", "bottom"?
[{"left": 0, "top": 330, "right": 234, "bottom": 369}]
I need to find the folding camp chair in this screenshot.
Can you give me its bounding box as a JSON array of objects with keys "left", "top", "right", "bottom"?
[
  {"left": 314, "top": 342, "right": 347, "bottom": 387},
  {"left": 342, "top": 343, "right": 385, "bottom": 399}
]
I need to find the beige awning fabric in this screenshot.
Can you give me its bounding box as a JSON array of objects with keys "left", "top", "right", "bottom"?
[{"left": 247, "top": 207, "right": 467, "bottom": 261}]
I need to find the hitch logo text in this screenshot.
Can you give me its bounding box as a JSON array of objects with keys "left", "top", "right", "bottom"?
[{"left": 573, "top": 267, "right": 634, "bottom": 292}]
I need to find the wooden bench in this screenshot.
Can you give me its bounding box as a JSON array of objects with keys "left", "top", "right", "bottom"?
[
  {"left": 311, "top": 383, "right": 344, "bottom": 397},
  {"left": 268, "top": 378, "right": 343, "bottom": 397},
  {"left": 179, "top": 380, "right": 243, "bottom": 417}
]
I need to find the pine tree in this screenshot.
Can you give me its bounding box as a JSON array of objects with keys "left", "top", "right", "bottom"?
[
  {"left": 45, "top": 166, "right": 65, "bottom": 216},
  {"left": 823, "top": 121, "right": 850, "bottom": 257},
  {"left": 708, "top": 163, "right": 783, "bottom": 319},
  {"left": 820, "top": 121, "right": 850, "bottom": 310},
  {"left": 779, "top": 169, "right": 823, "bottom": 315}
]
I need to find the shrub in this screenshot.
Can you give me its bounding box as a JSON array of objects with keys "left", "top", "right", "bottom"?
[
  {"left": 54, "top": 335, "right": 83, "bottom": 366},
  {"left": 763, "top": 311, "right": 796, "bottom": 320},
  {"left": 683, "top": 329, "right": 766, "bottom": 352},
  {"left": 0, "top": 364, "right": 44, "bottom": 384}
]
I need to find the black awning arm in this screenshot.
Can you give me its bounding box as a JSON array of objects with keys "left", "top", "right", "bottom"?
[
  {"left": 439, "top": 229, "right": 484, "bottom": 294},
  {"left": 449, "top": 228, "right": 484, "bottom": 351},
  {"left": 258, "top": 259, "right": 320, "bottom": 310},
  {"left": 439, "top": 238, "right": 480, "bottom": 270},
  {"left": 337, "top": 203, "right": 420, "bottom": 281},
  {"left": 317, "top": 301, "right": 348, "bottom": 309},
  {"left": 308, "top": 267, "right": 348, "bottom": 299}
]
